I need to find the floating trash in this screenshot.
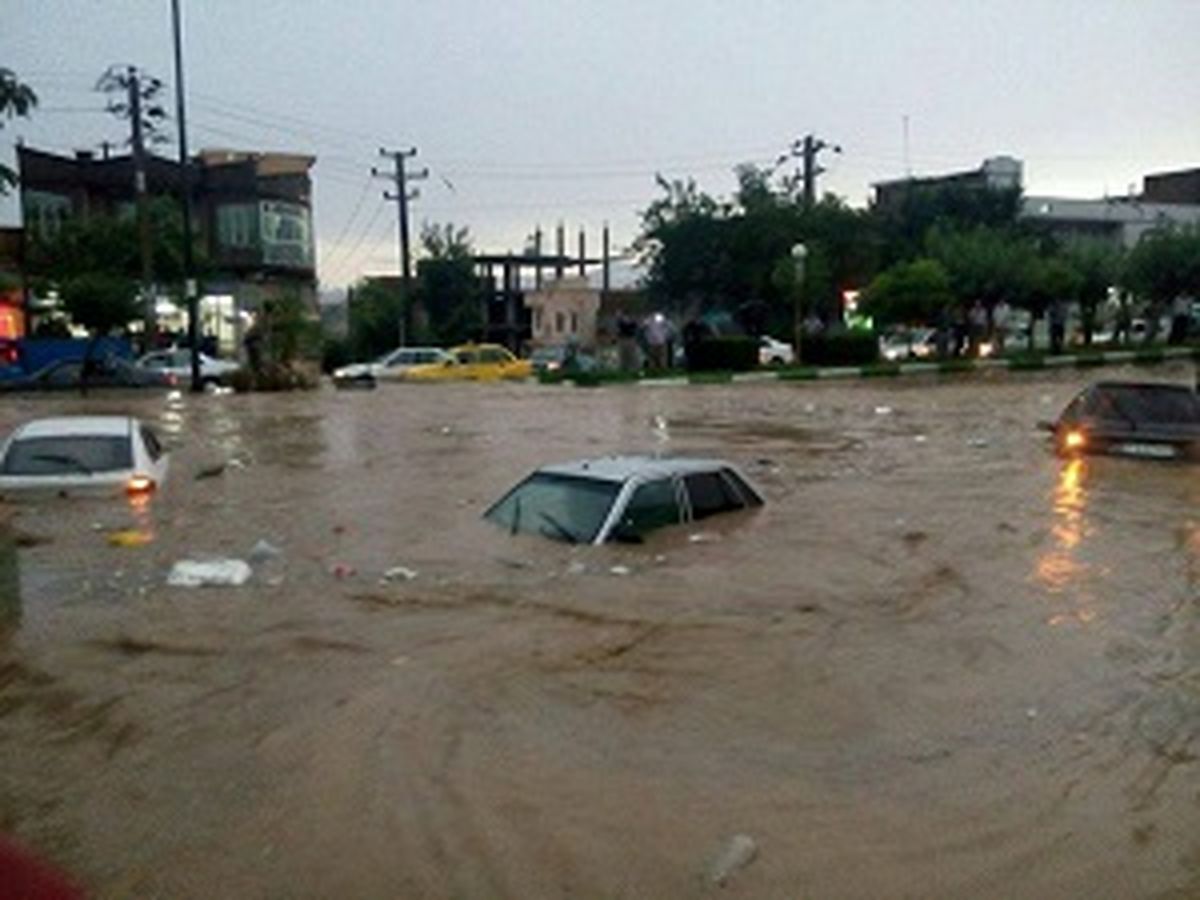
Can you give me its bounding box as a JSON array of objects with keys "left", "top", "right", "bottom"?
[
  {"left": 108, "top": 529, "right": 153, "bottom": 548},
  {"left": 167, "top": 559, "right": 251, "bottom": 587}
]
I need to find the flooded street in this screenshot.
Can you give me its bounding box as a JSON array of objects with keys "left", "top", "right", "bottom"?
[{"left": 0, "top": 366, "right": 1198, "bottom": 899}]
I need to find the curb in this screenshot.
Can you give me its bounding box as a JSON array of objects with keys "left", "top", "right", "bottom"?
[{"left": 552, "top": 346, "right": 1200, "bottom": 388}]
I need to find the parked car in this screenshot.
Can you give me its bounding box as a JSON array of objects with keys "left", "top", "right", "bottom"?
[
  {"left": 137, "top": 348, "right": 240, "bottom": 387},
  {"left": 0, "top": 416, "right": 169, "bottom": 498},
  {"left": 332, "top": 346, "right": 451, "bottom": 384},
  {"left": 529, "top": 344, "right": 597, "bottom": 374},
  {"left": 880, "top": 327, "right": 937, "bottom": 361},
  {"left": 1041, "top": 381, "right": 1200, "bottom": 461},
  {"left": 0, "top": 356, "right": 172, "bottom": 392},
  {"left": 483, "top": 455, "right": 764, "bottom": 544},
  {"left": 758, "top": 335, "right": 795, "bottom": 366},
  {"left": 403, "top": 343, "right": 533, "bottom": 382}
]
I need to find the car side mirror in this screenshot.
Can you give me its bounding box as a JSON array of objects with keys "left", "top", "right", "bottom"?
[{"left": 1036, "top": 420, "right": 1057, "bottom": 433}]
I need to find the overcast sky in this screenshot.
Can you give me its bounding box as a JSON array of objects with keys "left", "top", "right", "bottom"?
[{"left": 3, "top": 0, "right": 1198, "bottom": 288}]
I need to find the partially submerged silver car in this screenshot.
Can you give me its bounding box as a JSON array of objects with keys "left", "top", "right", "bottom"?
[{"left": 484, "top": 455, "right": 764, "bottom": 544}]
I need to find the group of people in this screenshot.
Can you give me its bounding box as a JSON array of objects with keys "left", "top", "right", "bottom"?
[{"left": 936, "top": 299, "right": 1014, "bottom": 358}]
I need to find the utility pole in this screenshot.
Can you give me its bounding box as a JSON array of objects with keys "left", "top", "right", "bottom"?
[
  {"left": 100, "top": 64, "right": 167, "bottom": 349},
  {"left": 800, "top": 134, "right": 841, "bottom": 208},
  {"left": 171, "top": 0, "right": 201, "bottom": 392},
  {"left": 127, "top": 66, "right": 156, "bottom": 346},
  {"left": 373, "top": 148, "right": 426, "bottom": 345}
]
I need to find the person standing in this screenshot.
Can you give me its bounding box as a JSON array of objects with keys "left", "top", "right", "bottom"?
[
  {"left": 642, "top": 313, "right": 669, "bottom": 372},
  {"left": 992, "top": 299, "right": 1011, "bottom": 354},
  {"left": 968, "top": 299, "right": 988, "bottom": 356},
  {"left": 1049, "top": 298, "right": 1067, "bottom": 355},
  {"left": 1168, "top": 294, "right": 1191, "bottom": 345}
]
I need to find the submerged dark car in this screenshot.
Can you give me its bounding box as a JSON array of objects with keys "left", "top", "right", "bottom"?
[
  {"left": 483, "top": 456, "right": 764, "bottom": 544},
  {"left": 0, "top": 356, "right": 172, "bottom": 392},
  {"left": 1044, "top": 381, "right": 1200, "bottom": 461}
]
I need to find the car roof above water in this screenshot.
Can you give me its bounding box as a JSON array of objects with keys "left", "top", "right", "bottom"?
[
  {"left": 537, "top": 455, "right": 741, "bottom": 484},
  {"left": 11, "top": 416, "right": 135, "bottom": 440}
]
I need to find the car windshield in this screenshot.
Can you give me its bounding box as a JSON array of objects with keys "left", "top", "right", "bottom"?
[
  {"left": 1087, "top": 385, "right": 1200, "bottom": 426},
  {"left": 484, "top": 472, "right": 621, "bottom": 544},
  {"left": 531, "top": 347, "right": 564, "bottom": 362},
  {"left": 3, "top": 435, "right": 132, "bottom": 475}
]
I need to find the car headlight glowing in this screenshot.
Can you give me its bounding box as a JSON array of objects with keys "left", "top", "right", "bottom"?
[{"left": 1064, "top": 429, "right": 1086, "bottom": 450}]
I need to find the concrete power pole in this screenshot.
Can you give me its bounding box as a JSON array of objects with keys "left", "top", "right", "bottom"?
[
  {"left": 127, "top": 67, "right": 156, "bottom": 345},
  {"left": 373, "top": 148, "right": 427, "bottom": 345}
]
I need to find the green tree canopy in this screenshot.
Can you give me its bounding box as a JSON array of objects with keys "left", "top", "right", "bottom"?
[
  {"left": 413, "top": 222, "right": 485, "bottom": 345},
  {"left": 27, "top": 196, "right": 194, "bottom": 287},
  {"left": 58, "top": 273, "right": 140, "bottom": 336},
  {"left": 860, "top": 258, "right": 953, "bottom": 328},
  {"left": 0, "top": 68, "right": 37, "bottom": 195},
  {"left": 1121, "top": 226, "right": 1200, "bottom": 305}
]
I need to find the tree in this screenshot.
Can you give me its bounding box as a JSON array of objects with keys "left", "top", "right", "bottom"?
[
  {"left": 1062, "top": 239, "right": 1122, "bottom": 344},
  {"left": 0, "top": 68, "right": 37, "bottom": 195},
  {"left": 58, "top": 273, "right": 140, "bottom": 336},
  {"left": 96, "top": 65, "right": 169, "bottom": 146},
  {"left": 27, "top": 197, "right": 191, "bottom": 285},
  {"left": 58, "top": 272, "right": 141, "bottom": 391},
  {"left": 1122, "top": 226, "right": 1200, "bottom": 308},
  {"left": 345, "top": 278, "right": 403, "bottom": 361},
  {"left": 413, "top": 222, "right": 485, "bottom": 345},
  {"left": 873, "top": 182, "right": 1022, "bottom": 267},
  {"left": 860, "top": 258, "right": 954, "bottom": 328}
]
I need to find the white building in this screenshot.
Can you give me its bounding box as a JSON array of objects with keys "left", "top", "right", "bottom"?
[{"left": 1022, "top": 195, "right": 1200, "bottom": 248}]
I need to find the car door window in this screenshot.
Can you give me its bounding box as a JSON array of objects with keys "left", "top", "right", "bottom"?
[
  {"left": 480, "top": 348, "right": 507, "bottom": 364},
  {"left": 621, "top": 478, "right": 681, "bottom": 536},
  {"left": 683, "top": 471, "right": 744, "bottom": 520}
]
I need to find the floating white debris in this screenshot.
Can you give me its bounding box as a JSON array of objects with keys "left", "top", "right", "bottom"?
[
  {"left": 167, "top": 559, "right": 252, "bottom": 587},
  {"left": 709, "top": 834, "right": 759, "bottom": 886},
  {"left": 382, "top": 565, "right": 419, "bottom": 582}
]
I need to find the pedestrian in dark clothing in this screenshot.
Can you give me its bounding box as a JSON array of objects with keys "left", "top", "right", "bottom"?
[{"left": 1049, "top": 299, "right": 1067, "bottom": 355}]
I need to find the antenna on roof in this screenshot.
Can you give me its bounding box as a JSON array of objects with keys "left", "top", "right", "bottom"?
[{"left": 903, "top": 114, "right": 912, "bottom": 178}]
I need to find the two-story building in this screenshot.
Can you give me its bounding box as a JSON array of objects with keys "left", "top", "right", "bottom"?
[{"left": 17, "top": 145, "right": 316, "bottom": 350}]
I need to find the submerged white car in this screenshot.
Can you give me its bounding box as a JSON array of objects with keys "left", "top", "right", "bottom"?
[
  {"left": 137, "top": 348, "right": 240, "bottom": 387},
  {"left": 0, "top": 416, "right": 169, "bottom": 498},
  {"left": 484, "top": 455, "right": 764, "bottom": 544},
  {"left": 333, "top": 346, "right": 452, "bottom": 383}
]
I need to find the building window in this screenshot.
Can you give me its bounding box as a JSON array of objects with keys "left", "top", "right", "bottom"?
[
  {"left": 22, "top": 190, "right": 71, "bottom": 239},
  {"left": 555, "top": 311, "right": 565, "bottom": 334},
  {"left": 570, "top": 312, "right": 578, "bottom": 333},
  {"left": 534, "top": 307, "right": 543, "bottom": 332},
  {"left": 261, "top": 200, "right": 313, "bottom": 268},
  {"left": 216, "top": 203, "right": 258, "bottom": 249}
]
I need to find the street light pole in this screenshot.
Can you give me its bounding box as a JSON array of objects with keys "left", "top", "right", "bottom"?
[
  {"left": 791, "top": 243, "right": 807, "bottom": 364},
  {"left": 171, "top": 0, "right": 200, "bottom": 392}
]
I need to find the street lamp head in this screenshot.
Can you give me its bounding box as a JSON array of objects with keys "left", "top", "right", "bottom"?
[{"left": 791, "top": 243, "right": 808, "bottom": 261}]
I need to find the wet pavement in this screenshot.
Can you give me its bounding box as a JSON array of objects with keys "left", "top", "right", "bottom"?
[{"left": 0, "top": 366, "right": 1197, "bottom": 899}]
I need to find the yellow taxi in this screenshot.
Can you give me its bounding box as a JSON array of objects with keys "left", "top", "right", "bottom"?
[{"left": 402, "top": 343, "right": 533, "bottom": 382}]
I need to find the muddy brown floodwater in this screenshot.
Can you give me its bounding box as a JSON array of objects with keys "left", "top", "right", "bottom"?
[{"left": 0, "top": 365, "right": 1198, "bottom": 899}]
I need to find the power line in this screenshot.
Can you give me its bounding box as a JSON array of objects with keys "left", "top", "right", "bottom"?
[{"left": 320, "top": 199, "right": 389, "bottom": 282}]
